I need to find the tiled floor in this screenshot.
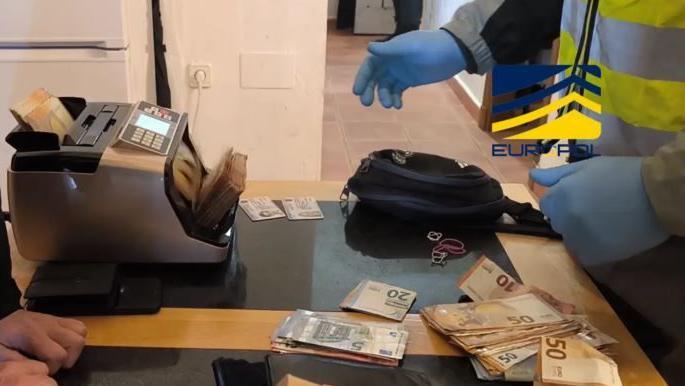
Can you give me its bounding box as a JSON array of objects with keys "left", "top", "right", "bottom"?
[{"left": 321, "top": 26, "right": 534, "bottom": 184}]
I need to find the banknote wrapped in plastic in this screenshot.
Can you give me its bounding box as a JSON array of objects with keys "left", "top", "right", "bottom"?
[{"left": 272, "top": 310, "right": 409, "bottom": 367}]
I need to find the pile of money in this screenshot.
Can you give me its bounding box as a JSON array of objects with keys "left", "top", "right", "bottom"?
[
  {"left": 172, "top": 142, "right": 247, "bottom": 229},
  {"left": 272, "top": 309, "right": 408, "bottom": 367},
  {"left": 172, "top": 142, "right": 204, "bottom": 205},
  {"left": 422, "top": 256, "right": 617, "bottom": 382},
  {"left": 340, "top": 280, "right": 416, "bottom": 321},
  {"left": 536, "top": 336, "right": 622, "bottom": 386},
  {"left": 195, "top": 148, "right": 247, "bottom": 228},
  {"left": 10, "top": 88, "right": 74, "bottom": 142}
]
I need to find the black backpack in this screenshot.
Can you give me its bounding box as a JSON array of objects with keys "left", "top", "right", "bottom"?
[{"left": 342, "top": 149, "right": 560, "bottom": 239}]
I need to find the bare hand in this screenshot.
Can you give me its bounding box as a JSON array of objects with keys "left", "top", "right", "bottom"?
[
  {"left": 0, "top": 310, "right": 87, "bottom": 374},
  {"left": 0, "top": 357, "right": 57, "bottom": 386}
]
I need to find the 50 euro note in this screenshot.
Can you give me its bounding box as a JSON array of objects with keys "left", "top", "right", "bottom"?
[
  {"left": 458, "top": 255, "right": 576, "bottom": 314},
  {"left": 422, "top": 293, "right": 567, "bottom": 333},
  {"left": 536, "top": 336, "right": 622, "bottom": 386},
  {"left": 475, "top": 321, "right": 618, "bottom": 379},
  {"left": 472, "top": 353, "right": 538, "bottom": 382}
]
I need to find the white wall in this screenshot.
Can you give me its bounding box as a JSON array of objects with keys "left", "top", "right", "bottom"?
[
  {"left": 160, "top": 0, "right": 327, "bottom": 180},
  {"left": 423, "top": 0, "right": 485, "bottom": 106},
  {"left": 329, "top": 0, "right": 339, "bottom": 19}
]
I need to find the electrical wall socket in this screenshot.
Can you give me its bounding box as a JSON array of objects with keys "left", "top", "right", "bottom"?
[{"left": 188, "top": 63, "right": 212, "bottom": 88}]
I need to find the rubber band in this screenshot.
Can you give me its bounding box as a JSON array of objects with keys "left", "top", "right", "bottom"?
[{"left": 427, "top": 231, "right": 443, "bottom": 242}]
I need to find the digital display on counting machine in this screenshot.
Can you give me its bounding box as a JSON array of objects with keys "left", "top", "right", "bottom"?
[{"left": 135, "top": 114, "right": 171, "bottom": 135}]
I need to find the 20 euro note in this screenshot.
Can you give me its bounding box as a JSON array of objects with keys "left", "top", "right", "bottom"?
[
  {"left": 275, "top": 310, "right": 408, "bottom": 360},
  {"left": 537, "top": 336, "right": 622, "bottom": 386},
  {"left": 239, "top": 196, "right": 286, "bottom": 221},
  {"left": 340, "top": 280, "right": 417, "bottom": 321},
  {"left": 282, "top": 197, "right": 324, "bottom": 220}
]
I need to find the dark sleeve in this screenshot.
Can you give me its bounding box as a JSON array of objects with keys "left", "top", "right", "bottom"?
[
  {"left": 0, "top": 216, "right": 21, "bottom": 318},
  {"left": 441, "top": 0, "right": 564, "bottom": 74}
]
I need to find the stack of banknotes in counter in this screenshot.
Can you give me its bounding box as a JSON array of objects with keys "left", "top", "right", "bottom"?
[
  {"left": 173, "top": 143, "right": 247, "bottom": 229},
  {"left": 422, "top": 256, "right": 619, "bottom": 383},
  {"left": 10, "top": 88, "right": 74, "bottom": 142},
  {"left": 272, "top": 310, "right": 408, "bottom": 367}
]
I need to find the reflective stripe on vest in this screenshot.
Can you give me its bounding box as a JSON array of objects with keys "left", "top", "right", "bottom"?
[
  {"left": 587, "top": 0, "right": 685, "bottom": 28},
  {"left": 558, "top": 0, "right": 685, "bottom": 153}
]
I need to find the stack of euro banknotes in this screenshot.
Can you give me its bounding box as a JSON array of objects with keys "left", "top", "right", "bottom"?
[
  {"left": 10, "top": 88, "right": 74, "bottom": 142},
  {"left": 271, "top": 309, "right": 408, "bottom": 367},
  {"left": 422, "top": 256, "right": 620, "bottom": 384},
  {"left": 173, "top": 142, "right": 247, "bottom": 229}
]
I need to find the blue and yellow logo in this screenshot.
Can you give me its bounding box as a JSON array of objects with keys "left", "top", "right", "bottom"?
[{"left": 491, "top": 65, "right": 602, "bottom": 143}]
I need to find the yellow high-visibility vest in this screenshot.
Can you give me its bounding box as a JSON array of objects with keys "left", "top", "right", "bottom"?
[{"left": 559, "top": 0, "right": 685, "bottom": 155}]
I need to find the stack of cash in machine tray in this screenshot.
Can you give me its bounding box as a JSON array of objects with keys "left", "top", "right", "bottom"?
[
  {"left": 422, "top": 256, "right": 618, "bottom": 382},
  {"left": 10, "top": 88, "right": 74, "bottom": 142},
  {"left": 272, "top": 310, "right": 408, "bottom": 367},
  {"left": 173, "top": 142, "right": 247, "bottom": 230}
]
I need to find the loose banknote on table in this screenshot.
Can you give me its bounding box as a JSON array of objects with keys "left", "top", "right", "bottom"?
[
  {"left": 340, "top": 280, "right": 417, "bottom": 321},
  {"left": 272, "top": 309, "right": 408, "bottom": 367},
  {"left": 282, "top": 197, "right": 324, "bottom": 220},
  {"left": 239, "top": 196, "right": 286, "bottom": 221},
  {"left": 423, "top": 255, "right": 617, "bottom": 382},
  {"left": 535, "top": 336, "right": 622, "bottom": 386}
]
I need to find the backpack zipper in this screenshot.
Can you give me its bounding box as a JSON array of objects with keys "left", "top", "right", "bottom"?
[{"left": 365, "top": 155, "right": 489, "bottom": 187}]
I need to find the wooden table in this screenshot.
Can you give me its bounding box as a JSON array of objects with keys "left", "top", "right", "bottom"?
[{"left": 9, "top": 181, "right": 666, "bottom": 385}]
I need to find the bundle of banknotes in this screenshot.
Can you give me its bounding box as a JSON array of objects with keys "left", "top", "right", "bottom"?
[
  {"left": 10, "top": 88, "right": 74, "bottom": 142},
  {"left": 272, "top": 310, "right": 408, "bottom": 367},
  {"left": 173, "top": 142, "right": 247, "bottom": 229},
  {"left": 340, "top": 280, "right": 417, "bottom": 321},
  {"left": 535, "top": 336, "right": 622, "bottom": 386},
  {"left": 422, "top": 256, "right": 618, "bottom": 382}
]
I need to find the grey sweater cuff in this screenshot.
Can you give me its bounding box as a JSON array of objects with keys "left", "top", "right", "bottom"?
[{"left": 441, "top": 5, "right": 497, "bottom": 74}]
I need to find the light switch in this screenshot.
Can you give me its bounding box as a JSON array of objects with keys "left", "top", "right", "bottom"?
[{"left": 240, "top": 52, "right": 295, "bottom": 89}]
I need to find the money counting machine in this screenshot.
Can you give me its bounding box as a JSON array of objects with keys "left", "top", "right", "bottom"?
[{"left": 6, "top": 100, "right": 235, "bottom": 264}]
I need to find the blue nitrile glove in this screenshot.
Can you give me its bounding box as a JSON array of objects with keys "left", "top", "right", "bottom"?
[
  {"left": 352, "top": 30, "right": 467, "bottom": 109},
  {"left": 530, "top": 157, "right": 669, "bottom": 266}
]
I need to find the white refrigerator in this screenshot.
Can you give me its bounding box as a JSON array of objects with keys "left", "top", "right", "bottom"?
[{"left": 0, "top": 0, "right": 155, "bottom": 206}]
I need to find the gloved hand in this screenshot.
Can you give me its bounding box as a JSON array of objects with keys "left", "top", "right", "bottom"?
[
  {"left": 352, "top": 30, "right": 467, "bottom": 109},
  {"left": 530, "top": 157, "right": 669, "bottom": 266}
]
